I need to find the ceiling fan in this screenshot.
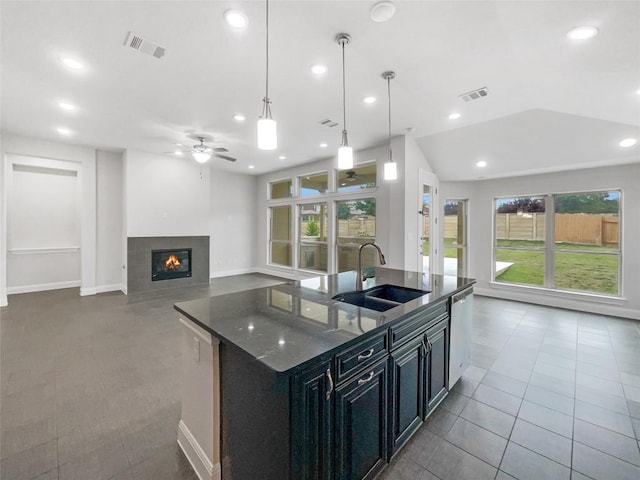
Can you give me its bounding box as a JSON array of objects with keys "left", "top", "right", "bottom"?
[{"left": 167, "top": 136, "right": 236, "bottom": 163}]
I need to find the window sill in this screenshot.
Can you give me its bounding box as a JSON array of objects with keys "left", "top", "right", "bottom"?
[{"left": 489, "top": 281, "right": 626, "bottom": 306}]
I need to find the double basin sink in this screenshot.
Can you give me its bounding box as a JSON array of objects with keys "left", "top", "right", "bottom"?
[{"left": 332, "top": 284, "right": 431, "bottom": 312}]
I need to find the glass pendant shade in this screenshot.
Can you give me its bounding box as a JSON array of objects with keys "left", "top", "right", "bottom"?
[
  {"left": 192, "top": 152, "right": 211, "bottom": 164},
  {"left": 384, "top": 160, "right": 397, "bottom": 180},
  {"left": 338, "top": 145, "right": 353, "bottom": 170},
  {"left": 257, "top": 117, "right": 277, "bottom": 150}
]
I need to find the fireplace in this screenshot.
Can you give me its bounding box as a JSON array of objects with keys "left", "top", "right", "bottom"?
[{"left": 152, "top": 248, "right": 192, "bottom": 281}]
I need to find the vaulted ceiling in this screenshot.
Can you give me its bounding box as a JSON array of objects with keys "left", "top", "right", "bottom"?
[{"left": 2, "top": 1, "right": 639, "bottom": 180}]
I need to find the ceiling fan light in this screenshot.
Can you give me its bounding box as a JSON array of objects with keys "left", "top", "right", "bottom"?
[
  {"left": 257, "top": 117, "right": 277, "bottom": 150},
  {"left": 338, "top": 145, "right": 353, "bottom": 170},
  {"left": 192, "top": 151, "right": 211, "bottom": 163},
  {"left": 384, "top": 161, "right": 397, "bottom": 180}
]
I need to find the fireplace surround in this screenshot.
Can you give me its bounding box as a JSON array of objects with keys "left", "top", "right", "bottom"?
[{"left": 127, "top": 236, "right": 209, "bottom": 294}]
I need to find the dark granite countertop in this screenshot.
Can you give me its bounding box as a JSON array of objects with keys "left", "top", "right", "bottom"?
[{"left": 174, "top": 268, "right": 475, "bottom": 374}]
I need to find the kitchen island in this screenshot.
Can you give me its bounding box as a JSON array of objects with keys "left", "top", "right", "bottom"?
[{"left": 174, "top": 268, "right": 475, "bottom": 480}]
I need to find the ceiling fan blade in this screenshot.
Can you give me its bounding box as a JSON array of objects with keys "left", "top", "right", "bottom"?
[
  {"left": 212, "top": 147, "right": 228, "bottom": 153},
  {"left": 214, "top": 153, "right": 236, "bottom": 162}
]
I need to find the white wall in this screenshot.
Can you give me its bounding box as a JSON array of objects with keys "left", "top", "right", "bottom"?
[
  {"left": 209, "top": 169, "right": 256, "bottom": 277},
  {"left": 441, "top": 163, "right": 640, "bottom": 319},
  {"left": 1, "top": 133, "right": 97, "bottom": 303},
  {"left": 124, "top": 149, "right": 210, "bottom": 237},
  {"left": 96, "top": 150, "right": 124, "bottom": 292},
  {"left": 7, "top": 157, "right": 81, "bottom": 292}
]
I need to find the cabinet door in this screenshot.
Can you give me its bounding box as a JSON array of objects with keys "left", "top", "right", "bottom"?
[
  {"left": 389, "top": 335, "right": 426, "bottom": 454},
  {"left": 291, "top": 361, "right": 333, "bottom": 480},
  {"left": 334, "top": 358, "right": 388, "bottom": 480},
  {"left": 425, "top": 318, "right": 449, "bottom": 414}
]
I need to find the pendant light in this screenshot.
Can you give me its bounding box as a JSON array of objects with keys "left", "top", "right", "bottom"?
[
  {"left": 383, "top": 71, "right": 397, "bottom": 180},
  {"left": 336, "top": 33, "right": 353, "bottom": 170},
  {"left": 257, "top": 0, "right": 277, "bottom": 150}
]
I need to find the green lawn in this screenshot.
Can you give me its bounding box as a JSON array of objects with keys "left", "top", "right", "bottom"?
[
  {"left": 422, "top": 237, "right": 459, "bottom": 258},
  {"left": 496, "top": 240, "right": 618, "bottom": 294}
]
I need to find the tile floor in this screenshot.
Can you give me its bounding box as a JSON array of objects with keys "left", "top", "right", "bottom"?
[
  {"left": 377, "top": 296, "right": 640, "bottom": 480},
  {"left": 1, "top": 278, "right": 639, "bottom": 480}
]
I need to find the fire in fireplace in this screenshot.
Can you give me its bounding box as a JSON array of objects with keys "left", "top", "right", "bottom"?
[{"left": 151, "top": 248, "right": 192, "bottom": 281}]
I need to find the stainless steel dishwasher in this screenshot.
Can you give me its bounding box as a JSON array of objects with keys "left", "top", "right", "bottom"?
[{"left": 449, "top": 288, "right": 473, "bottom": 388}]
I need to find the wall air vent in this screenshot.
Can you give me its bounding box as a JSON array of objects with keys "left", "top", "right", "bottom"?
[
  {"left": 124, "top": 31, "right": 166, "bottom": 59},
  {"left": 458, "top": 87, "right": 489, "bottom": 102},
  {"left": 318, "top": 118, "right": 339, "bottom": 128}
]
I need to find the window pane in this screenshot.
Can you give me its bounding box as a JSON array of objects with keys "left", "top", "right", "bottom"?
[
  {"left": 555, "top": 252, "right": 618, "bottom": 295},
  {"left": 495, "top": 196, "right": 545, "bottom": 246},
  {"left": 299, "top": 244, "right": 328, "bottom": 271},
  {"left": 270, "top": 206, "right": 291, "bottom": 266},
  {"left": 554, "top": 191, "right": 620, "bottom": 251},
  {"left": 300, "top": 173, "right": 328, "bottom": 196},
  {"left": 271, "top": 206, "right": 291, "bottom": 241},
  {"left": 336, "top": 198, "right": 376, "bottom": 272},
  {"left": 300, "top": 203, "right": 327, "bottom": 241},
  {"left": 337, "top": 163, "right": 376, "bottom": 191},
  {"left": 270, "top": 179, "right": 292, "bottom": 199},
  {"left": 444, "top": 200, "right": 467, "bottom": 277},
  {"left": 495, "top": 249, "right": 544, "bottom": 286}
]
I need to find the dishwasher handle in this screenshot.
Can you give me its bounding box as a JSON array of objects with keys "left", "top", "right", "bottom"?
[{"left": 452, "top": 288, "right": 472, "bottom": 305}]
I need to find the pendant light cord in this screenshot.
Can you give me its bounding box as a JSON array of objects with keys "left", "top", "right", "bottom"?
[
  {"left": 265, "top": 0, "right": 269, "bottom": 102},
  {"left": 341, "top": 39, "right": 347, "bottom": 138},
  {"left": 387, "top": 75, "right": 392, "bottom": 162}
]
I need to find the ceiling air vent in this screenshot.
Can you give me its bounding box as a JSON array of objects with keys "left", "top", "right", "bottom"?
[
  {"left": 458, "top": 87, "right": 489, "bottom": 102},
  {"left": 318, "top": 118, "right": 339, "bottom": 128},
  {"left": 124, "top": 32, "right": 166, "bottom": 59}
]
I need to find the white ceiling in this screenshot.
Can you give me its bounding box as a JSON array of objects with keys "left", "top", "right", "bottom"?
[{"left": 2, "top": 1, "right": 639, "bottom": 180}]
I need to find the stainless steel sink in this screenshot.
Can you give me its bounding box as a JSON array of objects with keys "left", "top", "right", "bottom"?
[{"left": 332, "top": 284, "right": 430, "bottom": 312}]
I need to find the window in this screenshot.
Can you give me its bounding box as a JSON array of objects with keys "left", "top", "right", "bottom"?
[
  {"left": 298, "top": 202, "right": 328, "bottom": 272},
  {"left": 553, "top": 191, "right": 620, "bottom": 295},
  {"left": 299, "top": 172, "right": 328, "bottom": 196},
  {"left": 337, "top": 163, "right": 376, "bottom": 192},
  {"left": 494, "top": 191, "right": 621, "bottom": 296},
  {"left": 270, "top": 206, "right": 292, "bottom": 266},
  {"left": 444, "top": 200, "right": 467, "bottom": 277},
  {"left": 336, "top": 198, "right": 376, "bottom": 272},
  {"left": 270, "top": 179, "right": 292, "bottom": 199}
]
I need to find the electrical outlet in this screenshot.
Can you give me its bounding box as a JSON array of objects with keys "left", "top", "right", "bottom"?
[{"left": 193, "top": 336, "right": 200, "bottom": 363}]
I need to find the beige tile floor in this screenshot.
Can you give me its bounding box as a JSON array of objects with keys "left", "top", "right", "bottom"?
[{"left": 2, "top": 275, "right": 639, "bottom": 479}]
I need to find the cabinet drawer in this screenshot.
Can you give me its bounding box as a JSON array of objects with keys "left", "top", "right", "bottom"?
[
  {"left": 389, "top": 301, "right": 447, "bottom": 350},
  {"left": 336, "top": 331, "right": 388, "bottom": 384}
]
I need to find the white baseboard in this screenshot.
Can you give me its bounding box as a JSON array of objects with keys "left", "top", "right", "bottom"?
[
  {"left": 0, "top": 295, "right": 7, "bottom": 307},
  {"left": 177, "top": 420, "right": 220, "bottom": 480},
  {"left": 95, "top": 284, "right": 124, "bottom": 294},
  {"left": 80, "top": 286, "right": 97, "bottom": 296},
  {"left": 209, "top": 267, "right": 255, "bottom": 279},
  {"left": 474, "top": 287, "right": 640, "bottom": 320},
  {"left": 7, "top": 280, "right": 81, "bottom": 295}
]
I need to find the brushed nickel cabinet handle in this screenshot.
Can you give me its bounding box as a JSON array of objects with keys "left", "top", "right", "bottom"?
[
  {"left": 326, "top": 368, "right": 334, "bottom": 401},
  {"left": 357, "top": 348, "right": 374, "bottom": 361},
  {"left": 358, "top": 371, "right": 375, "bottom": 385}
]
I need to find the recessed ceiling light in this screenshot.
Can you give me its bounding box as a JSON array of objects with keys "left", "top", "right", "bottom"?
[
  {"left": 363, "top": 96, "right": 377, "bottom": 104},
  {"left": 319, "top": 142, "right": 328, "bottom": 148},
  {"left": 248, "top": 165, "right": 255, "bottom": 169},
  {"left": 619, "top": 138, "right": 637, "bottom": 148},
  {"left": 56, "top": 127, "right": 73, "bottom": 136},
  {"left": 278, "top": 155, "right": 286, "bottom": 160},
  {"left": 636, "top": 89, "right": 640, "bottom": 95},
  {"left": 448, "top": 113, "right": 461, "bottom": 120},
  {"left": 60, "top": 57, "right": 84, "bottom": 70},
  {"left": 476, "top": 160, "right": 487, "bottom": 167},
  {"left": 370, "top": 1, "right": 396, "bottom": 23},
  {"left": 233, "top": 114, "right": 246, "bottom": 122},
  {"left": 174, "top": 151, "right": 183, "bottom": 156},
  {"left": 58, "top": 101, "right": 76, "bottom": 111},
  {"left": 567, "top": 26, "right": 599, "bottom": 40},
  {"left": 278, "top": 339, "right": 285, "bottom": 346},
  {"left": 310, "top": 64, "right": 327, "bottom": 75},
  {"left": 224, "top": 10, "right": 248, "bottom": 28}
]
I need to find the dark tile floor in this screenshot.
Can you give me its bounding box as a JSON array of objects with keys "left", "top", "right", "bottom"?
[
  {"left": 2, "top": 278, "right": 640, "bottom": 480},
  {"left": 376, "top": 296, "right": 640, "bottom": 480}
]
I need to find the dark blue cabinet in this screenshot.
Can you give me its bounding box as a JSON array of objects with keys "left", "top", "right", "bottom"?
[{"left": 425, "top": 318, "right": 449, "bottom": 414}]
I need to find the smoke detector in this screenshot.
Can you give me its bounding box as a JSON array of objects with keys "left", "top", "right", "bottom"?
[
  {"left": 458, "top": 87, "right": 489, "bottom": 102},
  {"left": 370, "top": 1, "right": 396, "bottom": 22},
  {"left": 124, "top": 32, "right": 166, "bottom": 59}
]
